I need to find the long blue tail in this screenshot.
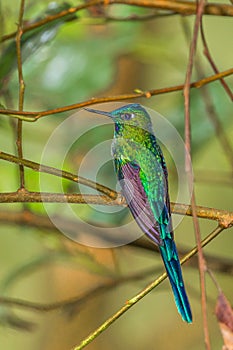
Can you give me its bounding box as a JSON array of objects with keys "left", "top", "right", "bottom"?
[{"left": 159, "top": 237, "right": 192, "bottom": 323}]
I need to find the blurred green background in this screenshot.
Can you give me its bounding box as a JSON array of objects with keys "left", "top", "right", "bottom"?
[{"left": 0, "top": 1, "right": 232, "bottom": 349}]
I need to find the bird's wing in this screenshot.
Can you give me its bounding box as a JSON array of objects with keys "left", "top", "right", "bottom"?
[
  {"left": 115, "top": 159, "right": 162, "bottom": 246},
  {"left": 155, "top": 142, "right": 173, "bottom": 220},
  {"left": 150, "top": 141, "right": 174, "bottom": 240}
]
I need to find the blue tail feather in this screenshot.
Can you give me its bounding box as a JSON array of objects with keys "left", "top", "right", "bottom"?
[{"left": 159, "top": 239, "right": 192, "bottom": 323}]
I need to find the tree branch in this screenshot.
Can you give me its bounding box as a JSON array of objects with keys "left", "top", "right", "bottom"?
[
  {"left": 15, "top": 0, "right": 26, "bottom": 189},
  {"left": 0, "top": 193, "right": 232, "bottom": 227},
  {"left": 0, "top": 68, "right": 232, "bottom": 121},
  {"left": 200, "top": 18, "right": 233, "bottom": 100},
  {"left": 72, "top": 225, "right": 224, "bottom": 350},
  {"left": 183, "top": 0, "right": 210, "bottom": 347},
  {"left": 1, "top": 0, "right": 233, "bottom": 45},
  {"left": 0, "top": 150, "right": 117, "bottom": 199}
]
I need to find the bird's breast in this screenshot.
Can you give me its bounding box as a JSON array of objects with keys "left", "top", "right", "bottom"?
[{"left": 111, "top": 137, "right": 165, "bottom": 182}]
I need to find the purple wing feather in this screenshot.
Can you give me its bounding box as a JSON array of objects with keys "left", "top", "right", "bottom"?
[
  {"left": 116, "top": 161, "right": 162, "bottom": 246},
  {"left": 114, "top": 158, "right": 192, "bottom": 323}
]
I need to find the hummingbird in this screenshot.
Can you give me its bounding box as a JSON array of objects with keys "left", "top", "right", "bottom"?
[{"left": 85, "top": 103, "right": 192, "bottom": 323}]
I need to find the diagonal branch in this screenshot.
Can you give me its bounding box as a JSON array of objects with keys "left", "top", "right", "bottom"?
[
  {"left": 200, "top": 18, "right": 233, "bottom": 100},
  {"left": 0, "top": 68, "right": 232, "bottom": 121},
  {"left": 72, "top": 225, "right": 224, "bottom": 350},
  {"left": 0, "top": 151, "right": 117, "bottom": 199}
]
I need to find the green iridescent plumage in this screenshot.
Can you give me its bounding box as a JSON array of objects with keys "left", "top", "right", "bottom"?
[{"left": 85, "top": 103, "right": 192, "bottom": 323}]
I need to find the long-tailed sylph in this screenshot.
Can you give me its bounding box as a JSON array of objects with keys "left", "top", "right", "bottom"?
[{"left": 85, "top": 103, "right": 192, "bottom": 323}]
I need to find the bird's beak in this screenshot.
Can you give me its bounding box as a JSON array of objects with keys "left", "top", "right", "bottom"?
[{"left": 84, "top": 108, "right": 113, "bottom": 118}]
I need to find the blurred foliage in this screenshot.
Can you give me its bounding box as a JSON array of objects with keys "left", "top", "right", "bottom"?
[
  {"left": 0, "top": 1, "right": 232, "bottom": 350},
  {"left": 0, "top": 2, "right": 77, "bottom": 87}
]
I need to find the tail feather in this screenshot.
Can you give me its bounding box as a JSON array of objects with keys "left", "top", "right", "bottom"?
[{"left": 159, "top": 239, "right": 192, "bottom": 323}]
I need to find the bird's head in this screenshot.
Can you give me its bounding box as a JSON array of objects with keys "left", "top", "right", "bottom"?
[{"left": 84, "top": 103, "right": 153, "bottom": 136}]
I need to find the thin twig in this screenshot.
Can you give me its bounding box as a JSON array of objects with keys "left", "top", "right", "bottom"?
[
  {"left": 72, "top": 225, "right": 224, "bottom": 350},
  {"left": 183, "top": 1, "right": 211, "bottom": 348},
  {"left": 199, "top": 76, "right": 233, "bottom": 172},
  {"left": 181, "top": 19, "right": 233, "bottom": 173},
  {"left": 206, "top": 267, "right": 222, "bottom": 294},
  {"left": 0, "top": 68, "right": 232, "bottom": 121},
  {"left": 15, "top": 0, "right": 25, "bottom": 189},
  {"left": 200, "top": 18, "right": 233, "bottom": 100},
  {"left": 182, "top": 20, "right": 233, "bottom": 172},
  {"left": 198, "top": 19, "right": 233, "bottom": 172}
]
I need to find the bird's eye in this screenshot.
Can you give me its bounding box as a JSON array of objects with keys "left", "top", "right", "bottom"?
[{"left": 121, "top": 113, "right": 135, "bottom": 120}]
